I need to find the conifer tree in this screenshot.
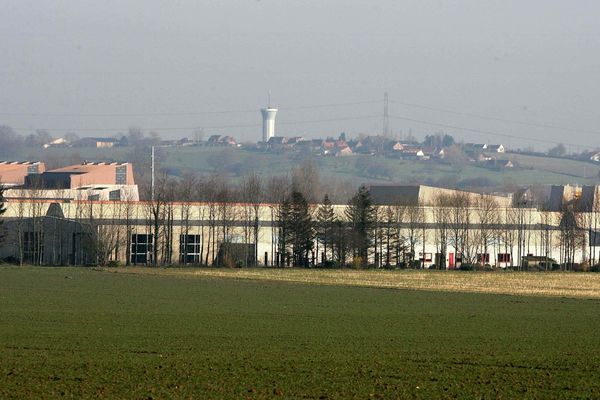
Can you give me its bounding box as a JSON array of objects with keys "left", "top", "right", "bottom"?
[
  {"left": 316, "top": 194, "right": 336, "bottom": 264},
  {"left": 345, "top": 185, "right": 375, "bottom": 267},
  {"left": 289, "top": 191, "right": 313, "bottom": 267},
  {"left": 278, "top": 191, "right": 314, "bottom": 267}
]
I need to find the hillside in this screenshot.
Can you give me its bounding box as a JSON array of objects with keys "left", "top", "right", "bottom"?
[{"left": 14, "top": 145, "right": 600, "bottom": 189}]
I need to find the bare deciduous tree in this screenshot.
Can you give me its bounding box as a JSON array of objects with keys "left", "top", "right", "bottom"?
[
  {"left": 240, "top": 173, "right": 263, "bottom": 266},
  {"left": 475, "top": 194, "right": 500, "bottom": 267},
  {"left": 433, "top": 194, "right": 451, "bottom": 269},
  {"left": 448, "top": 192, "right": 471, "bottom": 266},
  {"left": 403, "top": 203, "right": 424, "bottom": 267}
]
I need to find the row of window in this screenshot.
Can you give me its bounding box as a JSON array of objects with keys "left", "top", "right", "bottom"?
[
  {"left": 417, "top": 252, "right": 512, "bottom": 264},
  {"left": 131, "top": 234, "right": 202, "bottom": 264},
  {"left": 116, "top": 165, "right": 127, "bottom": 185},
  {"left": 477, "top": 253, "right": 512, "bottom": 263},
  {"left": 21, "top": 231, "right": 515, "bottom": 265},
  {"left": 21, "top": 232, "right": 203, "bottom": 264},
  {"left": 23, "top": 231, "right": 43, "bottom": 262},
  {"left": 87, "top": 190, "right": 121, "bottom": 201},
  {"left": 22, "top": 231, "right": 92, "bottom": 264}
]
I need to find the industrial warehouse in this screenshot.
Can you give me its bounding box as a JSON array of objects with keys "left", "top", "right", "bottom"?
[{"left": 1, "top": 160, "right": 599, "bottom": 269}]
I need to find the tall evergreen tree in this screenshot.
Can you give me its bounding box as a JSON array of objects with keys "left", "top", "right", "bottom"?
[
  {"left": 277, "top": 191, "right": 314, "bottom": 267},
  {"left": 316, "top": 194, "right": 336, "bottom": 264},
  {"left": 345, "top": 185, "right": 375, "bottom": 267},
  {"left": 332, "top": 220, "right": 347, "bottom": 266},
  {"left": 289, "top": 191, "right": 313, "bottom": 267}
]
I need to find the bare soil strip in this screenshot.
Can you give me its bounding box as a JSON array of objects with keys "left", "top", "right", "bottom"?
[{"left": 104, "top": 267, "right": 600, "bottom": 299}]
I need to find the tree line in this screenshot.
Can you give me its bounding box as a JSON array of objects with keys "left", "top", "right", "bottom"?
[{"left": 3, "top": 161, "right": 599, "bottom": 270}]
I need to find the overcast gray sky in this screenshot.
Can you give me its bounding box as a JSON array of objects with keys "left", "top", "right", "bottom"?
[{"left": 1, "top": 0, "right": 599, "bottom": 150}]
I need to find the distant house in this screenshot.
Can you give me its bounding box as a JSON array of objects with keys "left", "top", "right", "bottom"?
[
  {"left": 72, "top": 137, "right": 119, "bottom": 148},
  {"left": 336, "top": 139, "right": 348, "bottom": 148},
  {"left": 43, "top": 138, "right": 69, "bottom": 149},
  {"left": 207, "top": 135, "right": 237, "bottom": 147},
  {"left": 351, "top": 136, "right": 387, "bottom": 155},
  {"left": 463, "top": 143, "right": 488, "bottom": 154},
  {"left": 333, "top": 146, "right": 353, "bottom": 157},
  {"left": 267, "top": 136, "right": 286, "bottom": 145},
  {"left": 207, "top": 134, "right": 223, "bottom": 143},
  {"left": 322, "top": 138, "right": 337, "bottom": 150},
  {"left": 397, "top": 146, "right": 426, "bottom": 160},
  {"left": 222, "top": 136, "right": 237, "bottom": 146},
  {"left": 475, "top": 153, "right": 493, "bottom": 162},
  {"left": 267, "top": 136, "right": 288, "bottom": 151},
  {"left": 421, "top": 147, "right": 445, "bottom": 159},
  {"left": 589, "top": 151, "right": 600, "bottom": 162},
  {"left": 487, "top": 144, "right": 505, "bottom": 153},
  {"left": 286, "top": 136, "right": 304, "bottom": 146},
  {"left": 294, "top": 139, "right": 321, "bottom": 153},
  {"left": 390, "top": 141, "right": 404, "bottom": 152}
]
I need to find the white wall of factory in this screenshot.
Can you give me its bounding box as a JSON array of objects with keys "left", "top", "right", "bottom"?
[{"left": 1, "top": 198, "right": 591, "bottom": 267}]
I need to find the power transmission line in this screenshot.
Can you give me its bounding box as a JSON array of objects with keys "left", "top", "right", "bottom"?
[
  {"left": 390, "top": 100, "right": 600, "bottom": 137},
  {"left": 2, "top": 94, "right": 596, "bottom": 139},
  {"left": 284, "top": 100, "right": 381, "bottom": 111},
  {"left": 4, "top": 91, "right": 596, "bottom": 149},
  {"left": 10, "top": 114, "right": 381, "bottom": 132},
  {"left": 388, "top": 114, "right": 589, "bottom": 149},
  {"left": 0, "top": 100, "right": 380, "bottom": 118}
]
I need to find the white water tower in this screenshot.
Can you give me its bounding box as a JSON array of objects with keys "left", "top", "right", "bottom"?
[{"left": 261, "top": 106, "right": 278, "bottom": 142}]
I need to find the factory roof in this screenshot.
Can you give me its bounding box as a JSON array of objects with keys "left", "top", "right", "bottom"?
[
  {"left": 26, "top": 162, "right": 135, "bottom": 189},
  {"left": 0, "top": 161, "right": 45, "bottom": 185}
]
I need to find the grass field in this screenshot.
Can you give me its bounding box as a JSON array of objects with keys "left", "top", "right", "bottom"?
[{"left": 2, "top": 266, "right": 600, "bottom": 399}]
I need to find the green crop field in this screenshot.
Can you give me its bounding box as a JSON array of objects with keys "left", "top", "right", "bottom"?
[{"left": 2, "top": 266, "right": 600, "bottom": 399}]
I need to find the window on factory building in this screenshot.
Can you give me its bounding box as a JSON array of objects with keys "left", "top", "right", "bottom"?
[
  {"left": 225, "top": 233, "right": 244, "bottom": 243},
  {"left": 27, "top": 164, "right": 39, "bottom": 174},
  {"left": 131, "top": 234, "right": 153, "bottom": 264},
  {"left": 109, "top": 190, "right": 121, "bottom": 201},
  {"left": 419, "top": 252, "right": 432, "bottom": 262},
  {"left": 23, "top": 232, "right": 44, "bottom": 264},
  {"left": 179, "top": 234, "right": 202, "bottom": 264},
  {"left": 116, "top": 166, "right": 127, "bottom": 185},
  {"left": 497, "top": 253, "right": 511, "bottom": 263},
  {"left": 72, "top": 232, "right": 93, "bottom": 265},
  {"left": 477, "top": 253, "right": 490, "bottom": 264}
]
